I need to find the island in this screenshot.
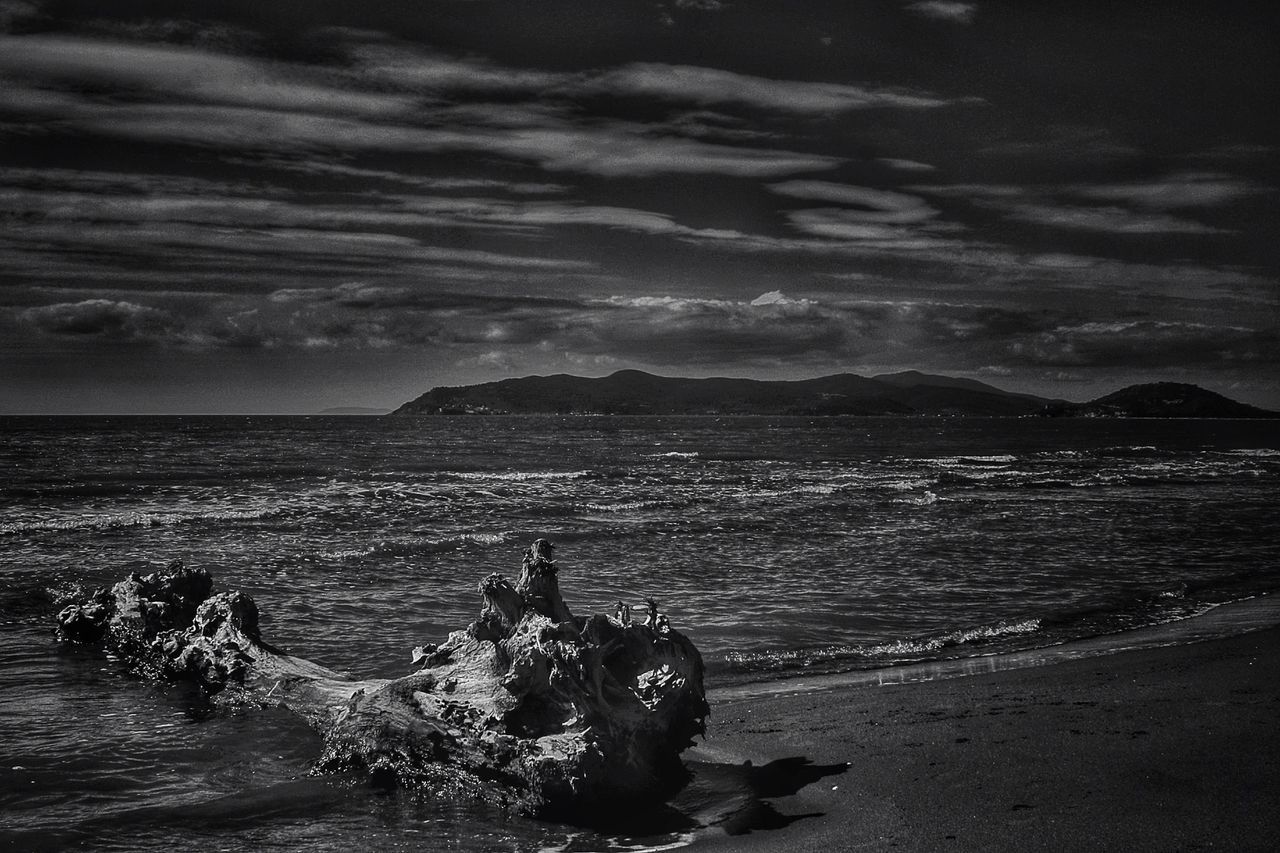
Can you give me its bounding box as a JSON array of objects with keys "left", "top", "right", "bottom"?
[{"left": 390, "top": 370, "right": 1276, "bottom": 419}]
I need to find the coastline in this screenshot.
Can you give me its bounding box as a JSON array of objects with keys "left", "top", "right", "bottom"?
[{"left": 688, "top": 618, "right": 1280, "bottom": 852}]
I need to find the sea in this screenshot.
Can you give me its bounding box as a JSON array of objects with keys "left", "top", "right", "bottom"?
[{"left": 2, "top": 415, "right": 1278, "bottom": 851}]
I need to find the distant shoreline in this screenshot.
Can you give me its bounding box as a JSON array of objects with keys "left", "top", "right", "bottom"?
[{"left": 392, "top": 371, "right": 1279, "bottom": 419}]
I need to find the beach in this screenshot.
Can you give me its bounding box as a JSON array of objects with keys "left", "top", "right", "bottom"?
[
  {"left": 3, "top": 416, "right": 1278, "bottom": 852},
  {"left": 690, "top": 626, "right": 1280, "bottom": 852}
]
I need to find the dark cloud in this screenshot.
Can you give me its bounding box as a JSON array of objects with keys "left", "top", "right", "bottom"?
[
  {"left": 976, "top": 126, "right": 1142, "bottom": 165},
  {"left": 905, "top": 2, "right": 977, "bottom": 24},
  {"left": 673, "top": 1, "right": 729, "bottom": 10},
  {"left": 1012, "top": 321, "right": 1280, "bottom": 369},
  {"left": 768, "top": 182, "right": 940, "bottom": 223},
  {"left": 20, "top": 299, "right": 178, "bottom": 340},
  {"left": 911, "top": 178, "right": 1245, "bottom": 234}
]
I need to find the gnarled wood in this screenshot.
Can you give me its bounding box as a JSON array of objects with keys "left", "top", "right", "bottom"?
[{"left": 56, "top": 543, "right": 709, "bottom": 816}]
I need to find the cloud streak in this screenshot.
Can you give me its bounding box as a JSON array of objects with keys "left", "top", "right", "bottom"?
[
  {"left": 0, "top": 29, "right": 975, "bottom": 180},
  {"left": 1001, "top": 203, "right": 1228, "bottom": 234},
  {"left": 911, "top": 179, "right": 1238, "bottom": 234}
]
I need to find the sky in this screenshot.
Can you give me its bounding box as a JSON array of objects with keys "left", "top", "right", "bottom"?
[{"left": 1, "top": 0, "right": 1277, "bottom": 413}]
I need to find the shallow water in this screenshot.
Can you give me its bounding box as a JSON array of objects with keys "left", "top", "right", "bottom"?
[{"left": 2, "top": 415, "right": 1278, "bottom": 850}]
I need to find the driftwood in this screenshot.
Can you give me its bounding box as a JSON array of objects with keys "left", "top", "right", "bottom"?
[{"left": 55, "top": 541, "right": 709, "bottom": 816}]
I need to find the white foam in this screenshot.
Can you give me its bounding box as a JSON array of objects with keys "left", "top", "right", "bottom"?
[
  {"left": 452, "top": 470, "right": 592, "bottom": 482},
  {"left": 0, "top": 506, "right": 279, "bottom": 536},
  {"left": 894, "top": 490, "right": 938, "bottom": 506}
]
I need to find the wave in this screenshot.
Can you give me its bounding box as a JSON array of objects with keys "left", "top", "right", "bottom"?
[
  {"left": 647, "top": 451, "right": 700, "bottom": 459},
  {"left": 723, "top": 618, "right": 1043, "bottom": 672},
  {"left": 578, "top": 500, "right": 666, "bottom": 513},
  {"left": 316, "top": 531, "right": 508, "bottom": 560},
  {"left": 930, "top": 454, "right": 1019, "bottom": 465},
  {"left": 894, "top": 490, "right": 938, "bottom": 506},
  {"left": 738, "top": 484, "right": 841, "bottom": 500},
  {"left": 448, "top": 470, "right": 594, "bottom": 483},
  {"left": 0, "top": 506, "right": 281, "bottom": 536}
]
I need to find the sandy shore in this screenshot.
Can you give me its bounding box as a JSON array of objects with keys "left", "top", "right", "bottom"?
[{"left": 687, "top": 626, "right": 1280, "bottom": 852}]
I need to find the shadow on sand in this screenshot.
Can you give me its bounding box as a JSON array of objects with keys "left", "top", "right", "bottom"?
[{"left": 576, "top": 755, "right": 850, "bottom": 841}]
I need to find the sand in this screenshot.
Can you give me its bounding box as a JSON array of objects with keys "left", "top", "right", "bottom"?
[{"left": 687, "top": 626, "right": 1280, "bottom": 852}]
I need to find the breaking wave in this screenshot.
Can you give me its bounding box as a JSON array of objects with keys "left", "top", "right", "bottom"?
[
  {"left": 0, "top": 506, "right": 281, "bottom": 536},
  {"left": 578, "top": 500, "right": 666, "bottom": 513},
  {"left": 724, "top": 618, "right": 1043, "bottom": 673},
  {"left": 894, "top": 490, "right": 938, "bottom": 506},
  {"left": 316, "top": 531, "right": 509, "bottom": 560},
  {"left": 448, "top": 470, "right": 594, "bottom": 483}
]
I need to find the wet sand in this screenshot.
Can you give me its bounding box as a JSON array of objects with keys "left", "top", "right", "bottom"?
[{"left": 688, "top": 626, "right": 1280, "bottom": 852}]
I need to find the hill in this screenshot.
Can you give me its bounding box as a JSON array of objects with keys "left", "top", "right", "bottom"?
[
  {"left": 1041, "top": 382, "right": 1278, "bottom": 419},
  {"left": 390, "top": 370, "right": 1057, "bottom": 417}
]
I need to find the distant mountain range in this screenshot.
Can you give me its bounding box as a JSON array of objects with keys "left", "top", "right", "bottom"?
[
  {"left": 390, "top": 371, "right": 1276, "bottom": 418},
  {"left": 318, "top": 406, "right": 391, "bottom": 415}
]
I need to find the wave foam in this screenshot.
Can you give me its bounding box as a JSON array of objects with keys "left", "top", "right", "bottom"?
[
  {"left": 725, "top": 618, "right": 1043, "bottom": 670},
  {"left": 0, "top": 506, "right": 279, "bottom": 536},
  {"left": 451, "top": 470, "right": 592, "bottom": 482},
  {"left": 894, "top": 490, "right": 938, "bottom": 506},
  {"left": 317, "top": 531, "right": 509, "bottom": 560},
  {"left": 579, "top": 500, "right": 663, "bottom": 513}
]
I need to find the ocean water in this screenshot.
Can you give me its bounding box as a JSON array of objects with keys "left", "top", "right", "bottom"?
[{"left": 2, "top": 415, "right": 1278, "bottom": 850}]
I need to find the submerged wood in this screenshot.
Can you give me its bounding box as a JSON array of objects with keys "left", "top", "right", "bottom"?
[{"left": 55, "top": 541, "right": 709, "bottom": 815}]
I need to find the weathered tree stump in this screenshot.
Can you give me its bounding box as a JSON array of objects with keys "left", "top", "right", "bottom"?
[{"left": 55, "top": 541, "right": 709, "bottom": 816}]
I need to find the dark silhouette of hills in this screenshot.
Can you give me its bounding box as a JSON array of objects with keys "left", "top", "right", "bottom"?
[
  {"left": 391, "top": 371, "right": 1276, "bottom": 418},
  {"left": 1041, "top": 382, "right": 1277, "bottom": 419},
  {"left": 391, "top": 369, "right": 1058, "bottom": 416}
]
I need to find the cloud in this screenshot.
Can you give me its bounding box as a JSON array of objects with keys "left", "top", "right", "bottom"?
[
  {"left": 750, "top": 290, "right": 813, "bottom": 307},
  {"left": 582, "top": 63, "right": 961, "bottom": 112},
  {"left": 20, "top": 299, "right": 179, "bottom": 340},
  {"left": 1070, "top": 172, "right": 1265, "bottom": 209},
  {"left": 353, "top": 43, "right": 563, "bottom": 94},
  {"left": 909, "top": 180, "right": 1236, "bottom": 234},
  {"left": 11, "top": 287, "right": 1275, "bottom": 380},
  {"left": 909, "top": 183, "right": 1026, "bottom": 199},
  {"left": 1190, "top": 144, "right": 1275, "bottom": 163},
  {"left": 977, "top": 126, "right": 1140, "bottom": 164},
  {"left": 877, "top": 158, "right": 937, "bottom": 172},
  {"left": 1, "top": 84, "right": 840, "bottom": 177},
  {"left": 224, "top": 157, "right": 567, "bottom": 195},
  {"left": 0, "top": 0, "right": 38, "bottom": 32},
  {"left": 769, "top": 181, "right": 940, "bottom": 223},
  {"left": 906, "top": 2, "right": 977, "bottom": 24},
  {"left": 581, "top": 293, "right": 850, "bottom": 363},
  {"left": 783, "top": 209, "right": 945, "bottom": 242},
  {"left": 1000, "top": 203, "right": 1228, "bottom": 234},
  {"left": 1013, "top": 321, "right": 1279, "bottom": 368},
  {"left": 0, "top": 26, "right": 987, "bottom": 184},
  {"left": 0, "top": 34, "right": 416, "bottom": 117},
  {"left": 0, "top": 32, "right": 854, "bottom": 178},
  {"left": 471, "top": 350, "right": 518, "bottom": 371}
]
